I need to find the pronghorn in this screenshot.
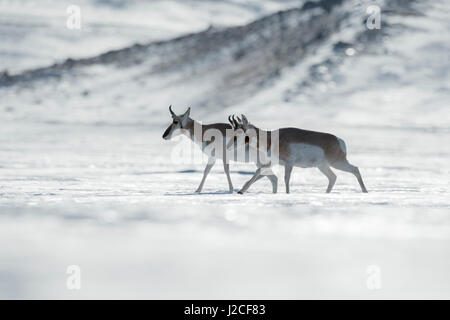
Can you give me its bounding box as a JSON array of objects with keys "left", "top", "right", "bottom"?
[
  {"left": 162, "top": 106, "right": 278, "bottom": 193},
  {"left": 226, "top": 115, "right": 368, "bottom": 194}
]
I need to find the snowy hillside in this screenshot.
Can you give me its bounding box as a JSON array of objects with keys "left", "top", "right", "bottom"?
[
  {"left": 0, "top": 0, "right": 449, "bottom": 299},
  {"left": 0, "top": 0, "right": 301, "bottom": 73}
]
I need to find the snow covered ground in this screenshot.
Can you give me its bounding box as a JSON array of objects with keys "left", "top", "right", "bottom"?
[
  {"left": 1, "top": 120, "right": 448, "bottom": 299},
  {"left": 0, "top": 0, "right": 449, "bottom": 299}
]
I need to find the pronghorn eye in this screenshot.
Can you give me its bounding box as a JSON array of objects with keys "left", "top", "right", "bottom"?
[{"left": 174, "top": 121, "right": 179, "bottom": 124}]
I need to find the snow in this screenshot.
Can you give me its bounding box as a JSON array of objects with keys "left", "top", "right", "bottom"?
[
  {"left": 1, "top": 121, "right": 449, "bottom": 298},
  {"left": 0, "top": 0, "right": 449, "bottom": 299}
]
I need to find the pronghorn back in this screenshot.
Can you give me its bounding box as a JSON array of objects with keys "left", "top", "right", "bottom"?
[
  {"left": 278, "top": 127, "right": 347, "bottom": 165},
  {"left": 201, "top": 123, "right": 232, "bottom": 139}
]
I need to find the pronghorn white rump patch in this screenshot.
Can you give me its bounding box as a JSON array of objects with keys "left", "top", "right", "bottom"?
[
  {"left": 289, "top": 143, "right": 325, "bottom": 167},
  {"left": 337, "top": 138, "right": 347, "bottom": 154}
]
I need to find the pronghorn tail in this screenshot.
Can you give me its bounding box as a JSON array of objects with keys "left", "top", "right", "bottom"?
[{"left": 337, "top": 138, "right": 347, "bottom": 154}]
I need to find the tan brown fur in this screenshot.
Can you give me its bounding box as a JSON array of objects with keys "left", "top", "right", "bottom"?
[
  {"left": 163, "top": 108, "right": 278, "bottom": 193},
  {"left": 233, "top": 119, "right": 367, "bottom": 194},
  {"left": 278, "top": 128, "right": 346, "bottom": 164},
  {"left": 248, "top": 126, "right": 345, "bottom": 164}
]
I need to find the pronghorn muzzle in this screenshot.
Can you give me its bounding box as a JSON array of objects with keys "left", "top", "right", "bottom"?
[{"left": 162, "top": 124, "right": 172, "bottom": 140}]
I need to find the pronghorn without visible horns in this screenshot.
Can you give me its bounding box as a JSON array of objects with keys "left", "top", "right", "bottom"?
[
  {"left": 162, "top": 106, "right": 278, "bottom": 193},
  {"left": 226, "top": 115, "right": 368, "bottom": 194}
]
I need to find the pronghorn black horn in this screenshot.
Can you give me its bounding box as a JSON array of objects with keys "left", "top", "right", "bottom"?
[
  {"left": 169, "top": 105, "right": 175, "bottom": 116},
  {"left": 232, "top": 115, "right": 239, "bottom": 128},
  {"left": 228, "top": 115, "right": 234, "bottom": 128}
]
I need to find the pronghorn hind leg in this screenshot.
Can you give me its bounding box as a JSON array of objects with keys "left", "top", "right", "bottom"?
[
  {"left": 223, "top": 163, "right": 233, "bottom": 193},
  {"left": 318, "top": 163, "right": 337, "bottom": 193},
  {"left": 331, "top": 160, "right": 368, "bottom": 193},
  {"left": 195, "top": 159, "right": 216, "bottom": 193},
  {"left": 284, "top": 164, "right": 293, "bottom": 194}
]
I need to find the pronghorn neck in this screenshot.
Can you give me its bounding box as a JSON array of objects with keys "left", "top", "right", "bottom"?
[
  {"left": 182, "top": 118, "right": 203, "bottom": 145},
  {"left": 249, "top": 125, "right": 271, "bottom": 152}
]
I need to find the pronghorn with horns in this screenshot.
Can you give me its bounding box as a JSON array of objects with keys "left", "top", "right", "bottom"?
[
  {"left": 162, "top": 106, "right": 278, "bottom": 193},
  {"left": 227, "top": 115, "right": 368, "bottom": 194}
]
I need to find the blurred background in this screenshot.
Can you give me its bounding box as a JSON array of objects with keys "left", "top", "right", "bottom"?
[{"left": 0, "top": 0, "right": 449, "bottom": 299}]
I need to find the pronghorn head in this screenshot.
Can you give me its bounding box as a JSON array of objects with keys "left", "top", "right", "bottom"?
[
  {"left": 162, "top": 105, "right": 191, "bottom": 140},
  {"left": 226, "top": 114, "right": 252, "bottom": 150}
]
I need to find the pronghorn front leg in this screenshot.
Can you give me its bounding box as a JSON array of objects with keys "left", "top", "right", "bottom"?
[
  {"left": 268, "top": 174, "right": 278, "bottom": 193},
  {"left": 238, "top": 166, "right": 278, "bottom": 194},
  {"left": 238, "top": 168, "right": 262, "bottom": 194},
  {"left": 264, "top": 167, "right": 278, "bottom": 193},
  {"left": 252, "top": 167, "right": 278, "bottom": 193},
  {"left": 248, "top": 172, "right": 278, "bottom": 193},
  {"left": 223, "top": 163, "right": 233, "bottom": 193},
  {"left": 195, "top": 158, "right": 216, "bottom": 193}
]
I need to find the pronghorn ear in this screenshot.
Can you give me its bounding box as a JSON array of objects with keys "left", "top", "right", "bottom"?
[
  {"left": 241, "top": 114, "right": 249, "bottom": 127},
  {"left": 181, "top": 107, "right": 190, "bottom": 127}
]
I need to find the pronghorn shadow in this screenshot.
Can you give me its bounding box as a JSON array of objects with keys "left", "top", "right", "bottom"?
[
  {"left": 234, "top": 170, "right": 254, "bottom": 175},
  {"left": 133, "top": 170, "right": 255, "bottom": 175},
  {"left": 164, "top": 190, "right": 237, "bottom": 196},
  {"left": 164, "top": 189, "right": 237, "bottom": 196},
  {"left": 133, "top": 169, "right": 201, "bottom": 175}
]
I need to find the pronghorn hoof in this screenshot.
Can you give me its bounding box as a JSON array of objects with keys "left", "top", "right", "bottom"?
[{"left": 237, "top": 191, "right": 244, "bottom": 195}]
